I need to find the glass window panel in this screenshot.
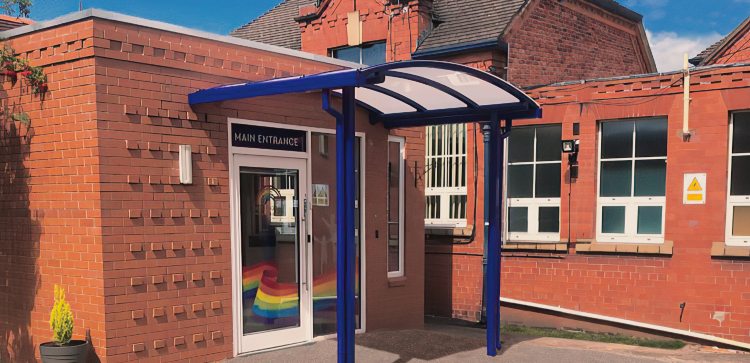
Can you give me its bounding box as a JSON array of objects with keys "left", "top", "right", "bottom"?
[
  {"left": 362, "top": 42, "right": 386, "bottom": 65},
  {"left": 539, "top": 207, "right": 560, "bottom": 233},
  {"left": 508, "top": 127, "right": 534, "bottom": 163},
  {"left": 732, "top": 206, "right": 750, "bottom": 236},
  {"left": 450, "top": 195, "right": 467, "bottom": 219},
  {"left": 332, "top": 46, "right": 360, "bottom": 63},
  {"left": 508, "top": 207, "right": 528, "bottom": 232},
  {"left": 600, "top": 161, "right": 632, "bottom": 197},
  {"left": 601, "top": 121, "right": 634, "bottom": 159},
  {"left": 425, "top": 196, "right": 440, "bottom": 219},
  {"left": 637, "top": 206, "right": 662, "bottom": 234},
  {"left": 635, "top": 119, "right": 668, "bottom": 157},
  {"left": 634, "top": 159, "right": 667, "bottom": 196},
  {"left": 536, "top": 125, "right": 562, "bottom": 161},
  {"left": 731, "top": 156, "right": 750, "bottom": 196},
  {"left": 733, "top": 112, "right": 750, "bottom": 154},
  {"left": 602, "top": 206, "right": 626, "bottom": 234},
  {"left": 535, "top": 163, "right": 561, "bottom": 198},
  {"left": 508, "top": 165, "right": 533, "bottom": 198}
]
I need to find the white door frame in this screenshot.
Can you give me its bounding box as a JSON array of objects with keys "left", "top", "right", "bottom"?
[
  {"left": 229, "top": 118, "right": 368, "bottom": 356},
  {"left": 231, "top": 154, "right": 310, "bottom": 354}
]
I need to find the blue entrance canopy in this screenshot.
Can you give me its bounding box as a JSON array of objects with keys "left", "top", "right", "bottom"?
[{"left": 189, "top": 60, "right": 542, "bottom": 362}]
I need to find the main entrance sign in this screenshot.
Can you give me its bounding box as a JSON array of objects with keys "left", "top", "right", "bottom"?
[{"left": 232, "top": 123, "right": 306, "bottom": 152}]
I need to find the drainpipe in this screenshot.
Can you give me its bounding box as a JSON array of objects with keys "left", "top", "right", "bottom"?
[{"left": 480, "top": 122, "right": 491, "bottom": 324}]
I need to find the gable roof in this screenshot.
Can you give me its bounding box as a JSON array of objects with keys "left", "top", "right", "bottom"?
[
  {"left": 413, "top": 0, "right": 528, "bottom": 55},
  {"left": 230, "top": 0, "right": 307, "bottom": 50},
  {"left": 690, "top": 16, "right": 750, "bottom": 66}
]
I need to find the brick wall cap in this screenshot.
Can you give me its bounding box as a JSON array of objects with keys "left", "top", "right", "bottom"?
[{"left": 0, "top": 8, "right": 359, "bottom": 69}]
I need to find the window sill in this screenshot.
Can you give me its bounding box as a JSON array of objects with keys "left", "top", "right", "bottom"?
[
  {"left": 576, "top": 240, "right": 673, "bottom": 255},
  {"left": 387, "top": 276, "right": 407, "bottom": 287},
  {"left": 502, "top": 241, "right": 568, "bottom": 252},
  {"left": 425, "top": 226, "right": 473, "bottom": 238},
  {"left": 711, "top": 242, "right": 750, "bottom": 258}
]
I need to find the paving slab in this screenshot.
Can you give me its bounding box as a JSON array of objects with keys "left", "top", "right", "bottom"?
[{"left": 231, "top": 322, "right": 749, "bottom": 362}]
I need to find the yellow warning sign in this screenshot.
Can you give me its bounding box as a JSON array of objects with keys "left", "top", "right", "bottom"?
[
  {"left": 688, "top": 178, "right": 703, "bottom": 192},
  {"left": 683, "top": 173, "right": 706, "bottom": 205}
]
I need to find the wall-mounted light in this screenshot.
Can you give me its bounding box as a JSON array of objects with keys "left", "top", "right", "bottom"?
[
  {"left": 179, "top": 145, "right": 193, "bottom": 184},
  {"left": 562, "top": 139, "right": 579, "bottom": 180},
  {"left": 561, "top": 139, "right": 579, "bottom": 153}
]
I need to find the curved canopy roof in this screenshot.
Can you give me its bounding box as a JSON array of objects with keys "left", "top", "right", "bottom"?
[{"left": 189, "top": 60, "right": 541, "bottom": 128}]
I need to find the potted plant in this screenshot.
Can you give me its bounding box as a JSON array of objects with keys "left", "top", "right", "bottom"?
[{"left": 39, "top": 285, "right": 90, "bottom": 363}]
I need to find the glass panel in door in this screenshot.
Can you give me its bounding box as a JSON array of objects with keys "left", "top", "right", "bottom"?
[
  {"left": 309, "top": 133, "right": 362, "bottom": 336},
  {"left": 235, "top": 155, "right": 309, "bottom": 352}
]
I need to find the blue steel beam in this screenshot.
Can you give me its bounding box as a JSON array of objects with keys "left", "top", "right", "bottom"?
[{"left": 189, "top": 68, "right": 381, "bottom": 105}]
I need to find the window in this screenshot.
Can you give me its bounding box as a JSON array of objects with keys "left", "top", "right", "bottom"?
[
  {"left": 727, "top": 111, "right": 750, "bottom": 246},
  {"left": 387, "top": 136, "right": 405, "bottom": 277},
  {"left": 331, "top": 41, "right": 386, "bottom": 65},
  {"left": 506, "top": 125, "right": 562, "bottom": 241},
  {"left": 597, "top": 118, "right": 667, "bottom": 243},
  {"left": 425, "top": 124, "right": 467, "bottom": 227}
]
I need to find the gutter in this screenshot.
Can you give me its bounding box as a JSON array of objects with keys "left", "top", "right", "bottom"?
[
  {"left": 412, "top": 39, "right": 507, "bottom": 59},
  {"left": 501, "top": 297, "right": 750, "bottom": 351}
]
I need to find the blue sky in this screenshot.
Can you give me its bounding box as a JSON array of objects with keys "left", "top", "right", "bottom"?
[{"left": 25, "top": 0, "right": 750, "bottom": 71}]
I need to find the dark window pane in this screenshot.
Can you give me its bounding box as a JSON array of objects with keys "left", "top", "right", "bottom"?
[
  {"left": 508, "top": 207, "right": 528, "bottom": 232},
  {"left": 731, "top": 156, "right": 750, "bottom": 196},
  {"left": 539, "top": 207, "right": 560, "bottom": 233},
  {"left": 508, "top": 165, "right": 533, "bottom": 198},
  {"left": 332, "top": 46, "right": 360, "bottom": 63},
  {"left": 536, "top": 125, "right": 562, "bottom": 161},
  {"left": 600, "top": 161, "right": 632, "bottom": 197},
  {"left": 601, "top": 121, "right": 634, "bottom": 159},
  {"left": 635, "top": 119, "right": 668, "bottom": 157},
  {"left": 637, "top": 206, "right": 662, "bottom": 234},
  {"left": 508, "top": 127, "right": 534, "bottom": 163},
  {"left": 602, "top": 206, "right": 626, "bottom": 233},
  {"left": 733, "top": 112, "right": 750, "bottom": 154},
  {"left": 535, "top": 164, "right": 561, "bottom": 198},
  {"left": 362, "top": 42, "right": 386, "bottom": 65},
  {"left": 634, "top": 159, "right": 666, "bottom": 196},
  {"left": 450, "top": 195, "right": 467, "bottom": 219}
]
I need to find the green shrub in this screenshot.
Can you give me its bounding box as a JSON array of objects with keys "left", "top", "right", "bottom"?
[{"left": 49, "top": 285, "right": 74, "bottom": 345}]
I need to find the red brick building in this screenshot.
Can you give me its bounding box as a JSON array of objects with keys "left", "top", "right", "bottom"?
[
  {"left": 234, "top": 0, "right": 660, "bottom": 323},
  {"left": 0, "top": 9, "right": 433, "bottom": 362}
]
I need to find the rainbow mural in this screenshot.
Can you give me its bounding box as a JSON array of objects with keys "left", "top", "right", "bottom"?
[{"left": 242, "top": 261, "right": 360, "bottom": 330}]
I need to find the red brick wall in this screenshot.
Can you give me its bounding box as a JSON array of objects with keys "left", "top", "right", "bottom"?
[
  {"left": 431, "top": 66, "right": 750, "bottom": 344},
  {"left": 710, "top": 25, "right": 750, "bottom": 65},
  {"left": 0, "top": 20, "right": 107, "bottom": 362},
  {"left": 505, "top": 0, "right": 653, "bottom": 88}
]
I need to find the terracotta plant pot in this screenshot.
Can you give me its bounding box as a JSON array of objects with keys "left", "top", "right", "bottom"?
[{"left": 39, "top": 340, "right": 89, "bottom": 363}]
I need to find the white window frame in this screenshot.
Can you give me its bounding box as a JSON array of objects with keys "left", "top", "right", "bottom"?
[
  {"left": 387, "top": 136, "right": 405, "bottom": 278},
  {"left": 596, "top": 119, "right": 666, "bottom": 244},
  {"left": 505, "top": 125, "right": 561, "bottom": 242},
  {"left": 726, "top": 111, "right": 750, "bottom": 246},
  {"left": 425, "top": 124, "right": 468, "bottom": 228}
]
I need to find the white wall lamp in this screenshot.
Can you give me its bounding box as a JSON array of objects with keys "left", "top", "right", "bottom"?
[{"left": 179, "top": 145, "right": 193, "bottom": 184}]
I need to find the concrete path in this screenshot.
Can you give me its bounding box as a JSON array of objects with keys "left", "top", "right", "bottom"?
[{"left": 231, "top": 323, "right": 749, "bottom": 362}]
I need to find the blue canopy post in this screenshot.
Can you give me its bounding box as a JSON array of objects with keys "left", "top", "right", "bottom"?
[
  {"left": 323, "top": 87, "right": 357, "bottom": 363},
  {"left": 188, "top": 60, "right": 541, "bottom": 363},
  {"left": 485, "top": 113, "right": 511, "bottom": 356}
]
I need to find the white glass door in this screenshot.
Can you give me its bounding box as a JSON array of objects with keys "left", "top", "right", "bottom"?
[{"left": 233, "top": 154, "right": 310, "bottom": 353}]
